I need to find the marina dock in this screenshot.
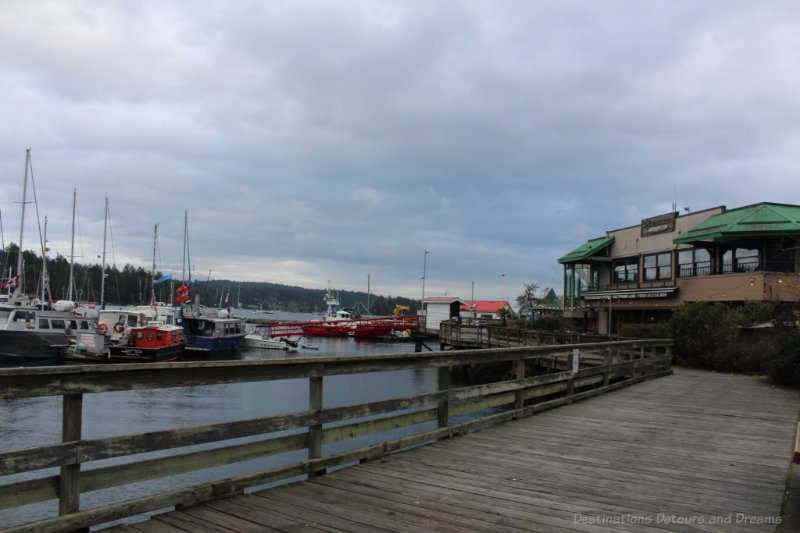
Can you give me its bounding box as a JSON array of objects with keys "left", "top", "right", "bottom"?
[{"left": 101, "top": 369, "right": 799, "bottom": 532}]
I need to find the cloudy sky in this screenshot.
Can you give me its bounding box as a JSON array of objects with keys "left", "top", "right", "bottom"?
[{"left": 1, "top": 1, "right": 798, "bottom": 303}]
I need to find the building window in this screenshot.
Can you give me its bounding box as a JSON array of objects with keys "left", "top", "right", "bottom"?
[
  {"left": 678, "top": 248, "right": 711, "bottom": 277},
  {"left": 723, "top": 248, "right": 760, "bottom": 273},
  {"left": 613, "top": 257, "right": 639, "bottom": 283},
  {"left": 644, "top": 252, "right": 672, "bottom": 281}
]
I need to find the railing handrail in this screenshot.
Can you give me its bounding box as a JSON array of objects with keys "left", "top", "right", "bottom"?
[
  {"left": 0, "top": 339, "right": 673, "bottom": 533},
  {"left": 0, "top": 340, "right": 671, "bottom": 399}
]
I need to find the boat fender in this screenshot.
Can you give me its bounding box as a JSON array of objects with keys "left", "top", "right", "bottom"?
[
  {"left": 97, "top": 323, "right": 108, "bottom": 334},
  {"left": 113, "top": 322, "right": 125, "bottom": 333}
]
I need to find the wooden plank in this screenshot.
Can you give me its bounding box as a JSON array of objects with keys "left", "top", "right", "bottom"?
[
  {"left": 204, "top": 497, "right": 330, "bottom": 532},
  {"left": 153, "top": 510, "right": 236, "bottom": 533}
]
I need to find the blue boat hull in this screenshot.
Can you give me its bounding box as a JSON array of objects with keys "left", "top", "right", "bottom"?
[{"left": 183, "top": 334, "right": 244, "bottom": 352}]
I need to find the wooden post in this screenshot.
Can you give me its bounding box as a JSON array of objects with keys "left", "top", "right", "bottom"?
[
  {"left": 59, "top": 394, "right": 83, "bottom": 520},
  {"left": 308, "top": 376, "right": 324, "bottom": 479},
  {"left": 566, "top": 351, "right": 575, "bottom": 404},
  {"left": 437, "top": 366, "right": 449, "bottom": 436},
  {"left": 603, "top": 348, "right": 612, "bottom": 386},
  {"left": 514, "top": 359, "right": 525, "bottom": 415}
]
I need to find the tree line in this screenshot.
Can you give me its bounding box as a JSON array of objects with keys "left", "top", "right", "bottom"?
[{"left": 0, "top": 244, "right": 420, "bottom": 315}]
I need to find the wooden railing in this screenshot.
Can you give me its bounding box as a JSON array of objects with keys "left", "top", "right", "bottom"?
[
  {"left": 439, "top": 322, "right": 615, "bottom": 348},
  {"left": 0, "top": 340, "right": 673, "bottom": 533}
]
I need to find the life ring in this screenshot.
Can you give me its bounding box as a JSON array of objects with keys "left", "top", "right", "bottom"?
[
  {"left": 97, "top": 323, "right": 108, "bottom": 334},
  {"left": 113, "top": 322, "right": 125, "bottom": 333}
]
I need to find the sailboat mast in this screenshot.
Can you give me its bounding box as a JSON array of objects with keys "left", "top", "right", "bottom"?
[
  {"left": 100, "top": 197, "right": 108, "bottom": 309},
  {"left": 150, "top": 223, "right": 158, "bottom": 305},
  {"left": 68, "top": 188, "right": 76, "bottom": 301},
  {"left": 16, "top": 149, "right": 30, "bottom": 293},
  {"left": 40, "top": 216, "right": 47, "bottom": 303},
  {"left": 182, "top": 211, "right": 187, "bottom": 284}
]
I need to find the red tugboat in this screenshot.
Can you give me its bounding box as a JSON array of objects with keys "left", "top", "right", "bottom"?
[{"left": 109, "top": 323, "right": 185, "bottom": 363}]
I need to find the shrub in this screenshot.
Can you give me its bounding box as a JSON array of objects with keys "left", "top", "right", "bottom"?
[
  {"left": 618, "top": 323, "right": 670, "bottom": 339},
  {"left": 763, "top": 308, "right": 800, "bottom": 387},
  {"left": 531, "top": 314, "right": 564, "bottom": 330},
  {"left": 732, "top": 301, "right": 774, "bottom": 326},
  {"left": 668, "top": 302, "right": 740, "bottom": 369}
]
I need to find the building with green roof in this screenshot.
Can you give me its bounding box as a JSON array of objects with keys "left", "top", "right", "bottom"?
[{"left": 558, "top": 202, "right": 799, "bottom": 334}]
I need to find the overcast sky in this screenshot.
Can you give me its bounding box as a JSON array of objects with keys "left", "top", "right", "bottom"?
[{"left": 1, "top": 1, "right": 798, "bottom": 304}]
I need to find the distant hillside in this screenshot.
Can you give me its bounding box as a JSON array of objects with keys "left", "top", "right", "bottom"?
[
  {"left": 0, "top": 245, "right": 419, "bottom": 315},
  {"left": 198, "top": 280, "right": 420, "bottom": 315}
]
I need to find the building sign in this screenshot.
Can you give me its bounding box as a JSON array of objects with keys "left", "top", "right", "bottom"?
[
  {"left": 583, "top": 287, "right": 677, "bottom": 301},
  {"left": 641, "top": 212, "right": 676, "bottom": 237}
]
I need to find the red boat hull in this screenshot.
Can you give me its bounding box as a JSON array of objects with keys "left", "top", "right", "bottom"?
[{"left": 267, "top": 316, "right": 417, "bottom": 338}]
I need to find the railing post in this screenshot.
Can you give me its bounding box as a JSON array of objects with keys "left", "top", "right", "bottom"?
[
  {"left": 514, "top": 358, "right": 525, "bottom": 415},
  {"left": 603, "top": 348, "right": 612, "bottom": 386},
  {"left": 59, "top": 393, "right": 83, "bottom": 522},
  {"left": 437, "top": 366, "right": 450, "bottom": 436},
  {"left": 308, "top": 376, "right": 325, "bottom": 479},
  {"left": 566, "top": 350, "right": 577, "bottom": 404}
]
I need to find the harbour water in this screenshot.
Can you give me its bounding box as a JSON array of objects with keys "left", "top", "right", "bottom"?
[{"left": 1, "top": 310, "right": 440, "bottom": 529}]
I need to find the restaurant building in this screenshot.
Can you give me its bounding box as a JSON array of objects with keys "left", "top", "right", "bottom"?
[{"left": 558, "top": 202, "right": 800, "bottom": 334}]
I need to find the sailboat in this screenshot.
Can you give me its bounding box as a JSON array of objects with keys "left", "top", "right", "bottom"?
[{"left": 0, "top": 150, "right": 95, "bottom": 362}]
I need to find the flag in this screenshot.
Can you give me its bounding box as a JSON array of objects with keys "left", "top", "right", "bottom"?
[
  {"left": 175, "top": 293, "right": 189, "bottom": 304},
  {"left": 176, "top": 284, "right": 189, "bottom": 294},
  {"left": 224, "top": 290, "right": 230, "bottom": 309},
  {"left": 153, "top": 274, "right": 172, "bottom": 285},
  {"left": 1, "top": 275, "right": 19, "bottom": 289}
]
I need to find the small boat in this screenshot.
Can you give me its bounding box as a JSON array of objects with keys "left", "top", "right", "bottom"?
[
  {"left": 108, "top": 323, "right": 185, "bottom": 363},
  {"left": 181, "top": 307, "right": 246, "bottom": 353},
  {"left": 65, "top": 309, "right": 149, "bottom": 362},
  {"left": 241, "top": 326, "right": 291, "bottom": 350}
]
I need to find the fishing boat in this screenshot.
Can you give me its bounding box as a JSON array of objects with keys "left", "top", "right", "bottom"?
[
  {"left": 266, "top": 286, "right": 418, "bottom": 338},
  {"left": 66, "top": 308, "right": 149, "bottom": 361},
  {"left": 181, "top": 307, "right": 246, "bottom": 353},
  {"left": 108, "top": 323, "right": 185, "bottom": 363}
]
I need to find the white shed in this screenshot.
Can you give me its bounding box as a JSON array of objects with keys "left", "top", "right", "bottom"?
[{"left": 421, "top": 296, "right": 467, "bottom": 333}]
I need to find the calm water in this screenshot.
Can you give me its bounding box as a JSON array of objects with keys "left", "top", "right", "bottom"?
[{"left": 0, "top": 311, "right": 439, "bottom": 529}]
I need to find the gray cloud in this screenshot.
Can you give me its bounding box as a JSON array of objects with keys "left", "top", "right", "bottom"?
[{"left": 0, "top": 0, "right": 798, "bottom": 302}]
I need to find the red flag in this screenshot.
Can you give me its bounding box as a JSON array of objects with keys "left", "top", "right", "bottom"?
[
  {"left": 1, "top": 275, "right": 20, "bottom": 289},
  {"left": 176, "top": 284, "right": 189, "bottom": 294},
  {"left": 175, "top": 294, "right": 189, "bottom": 303}
]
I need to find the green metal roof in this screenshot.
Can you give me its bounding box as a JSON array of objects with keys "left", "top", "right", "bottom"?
[
  {"left": 674, "top": 203, "right": 800, "bottom": 244},
  {"left": 558, "top": 236, "right": 614, "bottom": 264}
]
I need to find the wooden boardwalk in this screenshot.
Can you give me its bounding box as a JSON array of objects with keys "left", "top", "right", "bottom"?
[{"left": 105, "top": 369, "right": 799, "bottom": 533}]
